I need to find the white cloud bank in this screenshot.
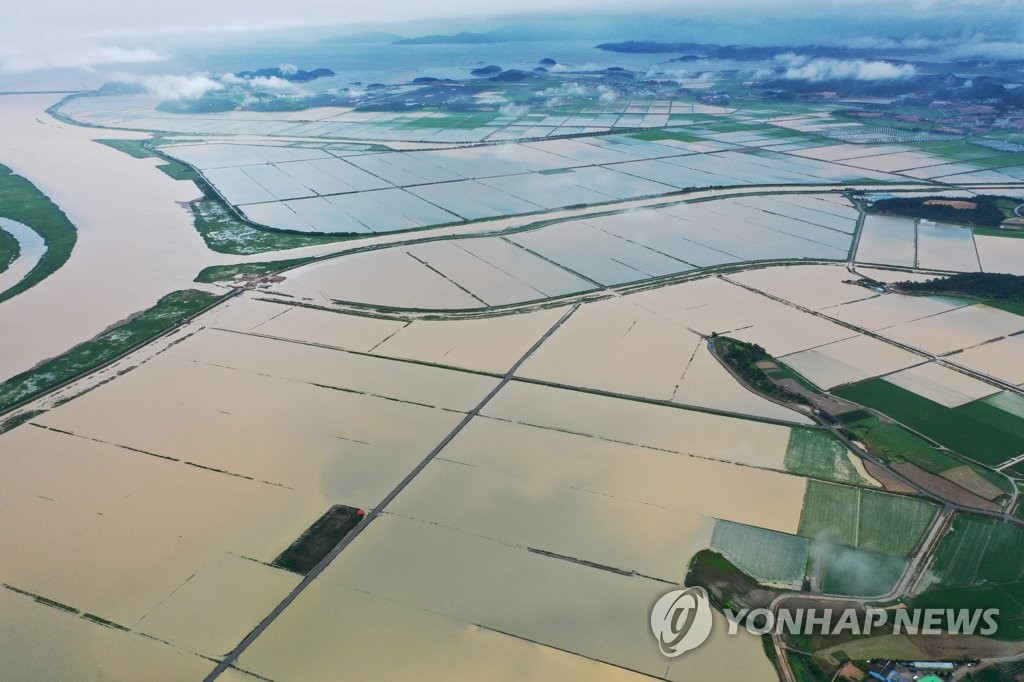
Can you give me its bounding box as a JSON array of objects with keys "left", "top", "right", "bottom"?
[
  {"left": 0, "top": 42, "right": 165, "bottom": 73},
  {"left": 766, "top": 54, "right": 917, "bottom": 81},
  {"left": 125, "top": 73, "right": 225, "bottom": 99}
]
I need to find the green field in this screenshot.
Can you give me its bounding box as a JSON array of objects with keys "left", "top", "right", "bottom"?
[
  {"left": 799, "top": 481, "right": 860, "bottom": 546},
  {"left": 0, "top": 289, "right": 224, "bottom": 413},
  {"left": 817, "top": 541, "right": 906, "bottom": 597},
  {"left": 799, "top": 481, "right": 937, "bottom": 557},
  {"left": 909, "top": 581, "right": 1024, "bottom": 642},
  {"left": 273, "top": 504, "right": 363, "bottom": 574},
  {"left": 784, "top": 428, "right": 871, "bottom": 485},
  {"left": 0, "top": 164, "right": 77, "bottom": 304},
  {"left": 857, "top": 490, "right": 937, "bottom": 556},
  {"left": 710, "top": 520, "right": 809, "bottom": 585},
  {"left": 929, "top": 514, "right": 1024, "bottom": 586},
  {"left": 975, "top": 227, "right": 1024, "bottom": 240},
  {"left": 836, "top": 379, "right": 1024, "bottom": 466},
  {"left": 844, "top": 415, "right": 1011, "bottom": 499}
]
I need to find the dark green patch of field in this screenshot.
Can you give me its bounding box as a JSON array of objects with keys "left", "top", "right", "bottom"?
[
  {"left": 817, "top": 541, "right": 906, "bottom": 596},
  {"left": 835, "top": 379, "right": 1024, "bottom": 466},
  {"left": 194, "top": 256, "right": 320, "bottom": 283},
  {"left": 789, "top": 651, "right": 833, "bottom": 682},
  {"left": 0, "top": 289, "right": 223, "bottom": 413},
  {"left": 930, "top": 514, "right": 1024, "bottom": 587},
  {"left": 785, "top": 428, "right": 869, "bottom": 485},
  {"left": 908, "top": 582, "right": 1024, "bottom": 641},
  {"left": 974, "top": 227, "right": 1024, "bottom": 240},
  {"left": 685, "top": 549, "right": 777, "bottom": 612},
  {"left": 0, "top": 164, "right": 77, "bottom": 304},
  {"left": 273, "top": 504, "right": 364, "bottom": 574}
]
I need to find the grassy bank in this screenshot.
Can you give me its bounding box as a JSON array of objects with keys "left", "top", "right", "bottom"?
[
  {"left": 0, "top": 289, "right": 224, "bottom": 414},
  {"left": 0, "top": 225, "right": 19, "bottom": 274},
  {"left": 0, "top": 164, "right": 77, "bottom": 303},
  {"left": 194, "top": 256, "right": 321, "bottom": 283}
]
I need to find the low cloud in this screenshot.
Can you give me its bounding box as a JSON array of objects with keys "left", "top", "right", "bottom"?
[
  {"left": 499, "top": 102, "right": 530, "bottom": 117},
  {"left": 0, "top": 42, "right": 165, "bottom": 73},
  {"left": 278, "top": 63, "right": 299, "bottom": 75},
  {"left": 769, "top": 53, "right": 917, "bottom": 81},
  {"left": 247, "top": 75, "right": 301, "bottom": 91},
  {"left": 127, "top": 73, "right": 224, "bottom": 100}
]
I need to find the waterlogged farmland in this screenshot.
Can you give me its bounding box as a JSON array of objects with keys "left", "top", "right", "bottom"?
[{"left": 3, "top": 51, "right": 1024, "bottom": 681}]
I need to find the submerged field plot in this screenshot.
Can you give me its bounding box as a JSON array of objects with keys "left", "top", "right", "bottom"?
[{"left": 273, "top": 193, "right": 858, "bottom": 308}]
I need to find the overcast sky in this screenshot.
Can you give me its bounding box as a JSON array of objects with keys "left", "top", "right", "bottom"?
[{"left": 2, "top": 0, "right": 1022, "bottom": 79}]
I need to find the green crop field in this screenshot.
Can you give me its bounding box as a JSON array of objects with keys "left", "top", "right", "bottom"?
[
  {"left": 909, "top": 582, "right": 1024, "bottom": 642},
  {"left": 799, "top": 481, "right": 860, "bottom": 546},
  {"left": 784, "top": 428, "right": 870, "bottom": 485},
  {"left": 817, "top": 541, "right": 906, "bottom": 597},
  {"left": 0, "top": 164, "right": 77, "bottom": 304},
  {"left": 926, "top": 514, "right": 1024, "bottom": 586},
  {"left": 836, "top": 379, "right": 1024, "bottom": 466},
  {"left": 710, "top": 520, "right": 809, "bottom": 585},
  {"left": 857, "top": 491, "right": 938, "bottom": 556},
  {"left": 799, "top": 482, "right": 937, "bottom": 557}
]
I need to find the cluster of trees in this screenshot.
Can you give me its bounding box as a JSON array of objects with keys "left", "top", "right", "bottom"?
[
  {"left": 712, "top": 337, "right": 809, "bottom": 405},
  {"left": 868, "top": 195, "right": 1009, "bottom": 227},
  {"left": 896, "top": 272, "right": 1024, "bottom": 304}
]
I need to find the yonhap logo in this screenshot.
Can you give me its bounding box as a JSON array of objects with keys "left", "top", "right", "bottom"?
[{"left": 650, "top": 587, "right": 714, "bottom": 657}]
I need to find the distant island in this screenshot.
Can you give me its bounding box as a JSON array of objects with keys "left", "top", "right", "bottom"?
[
  {"left": 395, "top": 31, "right": 508, "bottom": 45},
  {"left": 319, "top": 31, "right": 404, "bottom": 44},
  {"left": 597, "top": 40, "right": 875, "bottom": 60},
  {"left": 234, "top": 67, "right": 335, "bottom": 83}
]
